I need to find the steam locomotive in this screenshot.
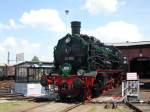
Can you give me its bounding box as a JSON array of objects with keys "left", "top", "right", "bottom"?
[{"left": 41, "top": 21, "right": 124, "bottom": 101}]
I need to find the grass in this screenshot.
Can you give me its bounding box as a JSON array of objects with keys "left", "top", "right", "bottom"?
[
  {"left": 0, "top": 101, "right": 21, "bottom": 112},
  {"left": 0, "top": 101, "right": 36, "bottom": 112}
]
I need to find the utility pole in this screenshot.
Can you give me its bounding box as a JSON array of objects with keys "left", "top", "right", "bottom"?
[
  {"left": 7, "top": 52, "right": 23, "bottom": 64},
  {"left": 7, "top": 52, "right": 10, "bottom": 64}
]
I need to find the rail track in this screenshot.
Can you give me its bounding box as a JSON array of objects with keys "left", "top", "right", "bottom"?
[
  {"left": 57, "top": 102, "right": 134, "bottom": 112},
  {"left": 17, "top": 102, "right": 82, "bottom": 112},
  {"left": 20, "top": 102, "right": 51, "bottom": 112},
  {"left": 17, "top": 101, "right": 133, "bottom": 112},
  {"left": 126, "top": 102, "right": 150, "bottom": 112},
  {"left": 0, "top": 80, "right": 15, "bottom": 88},
  {"left": 1, "top": 80, "right": 149, "bottom": 112},
  {"left": 1, "top": 94, "right": 149, "bottom": 112},
  {"left": 2, "top": 95, "right": 148, "bottom": 112},
  {"left": 58, "top": 103, "right": 83, "bottom": 112}
]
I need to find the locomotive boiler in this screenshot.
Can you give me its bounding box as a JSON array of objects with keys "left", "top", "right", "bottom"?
[{"left": 41, "top": 21, "right": 124, "bottom": 101}]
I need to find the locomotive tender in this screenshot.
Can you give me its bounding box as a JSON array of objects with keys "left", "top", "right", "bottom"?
[{"left": 41, "top": 21, "right": 124, "bottom": 101}]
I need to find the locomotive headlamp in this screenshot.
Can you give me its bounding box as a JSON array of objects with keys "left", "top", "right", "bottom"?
[
  {"left": 61, "top": 63, "right": 72, "bottom": 77},
  {"left": 65, "top": 37, "right": 71, "bottom": 44},
  {"left": 77, "top": 69, "right": 85, "bottom": 76}
]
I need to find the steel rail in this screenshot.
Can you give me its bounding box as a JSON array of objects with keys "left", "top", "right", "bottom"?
[
  {"left": 58, "top": 103, "right": 83, "bottom": 112},
  {"left": 125, "top": 102, "right": 150, "bottom": 112}
]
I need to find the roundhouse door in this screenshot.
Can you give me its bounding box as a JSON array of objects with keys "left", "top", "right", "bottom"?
[{"left": 130, "top": 57, "right": 150, "bottom": 78}]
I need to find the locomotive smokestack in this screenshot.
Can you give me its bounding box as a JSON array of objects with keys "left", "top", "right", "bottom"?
[{"left": 71, "top": 21, "right": 81, "bottom": 35}]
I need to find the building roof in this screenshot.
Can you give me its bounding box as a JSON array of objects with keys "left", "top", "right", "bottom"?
[
  {"left": 14, "top": 61, "right": 54, "bottom": 68},
  {"left": 106, "top": 41, "right": 150, "bottom": 47},
  {"left": 0, "top": 63, "right": 7, "bottom": 66}
]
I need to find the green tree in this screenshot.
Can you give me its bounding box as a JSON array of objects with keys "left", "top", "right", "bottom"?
[{"left": 32, "top": 56, "right": 40, "bottom": 62}]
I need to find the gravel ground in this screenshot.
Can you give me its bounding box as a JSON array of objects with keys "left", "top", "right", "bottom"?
[
  {"left": 139, "top": 91, "right": 150, "bottom": 102},
  {"left": 22, "top": 102, "right": 75, "bottom": 112},
  {"left": 64, "top": 104, "right": 133, "bottom": 112},
  {"left": 9, "top": 102, "right": 133, "bottom": 112},
  {"left": 139, "top": 79, "right": 150, "bottom": 102}
]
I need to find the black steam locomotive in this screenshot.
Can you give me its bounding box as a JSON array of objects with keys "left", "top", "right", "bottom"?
[{"left": 41, "top": 21, "right": 124, "bottom": 101}]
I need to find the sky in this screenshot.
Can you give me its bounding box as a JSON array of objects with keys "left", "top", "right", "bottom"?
[{"left": 0, "top": 0, "right": 150, "bottom": 64}]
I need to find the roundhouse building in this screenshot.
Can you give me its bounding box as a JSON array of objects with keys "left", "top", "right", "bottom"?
[{"left": 110, "top": 41, "right": 150, "bottom": 78}]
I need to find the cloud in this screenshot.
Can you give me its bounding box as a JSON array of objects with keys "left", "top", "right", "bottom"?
[
  {"left": 0, "top": 19, "right": 24, "bottom": 32},
  {"left": 9, "top": 19, "right": 16, "bottom": 28},
  {"left": 84, "top": 0, "right": 123, "bottom": 14},
  {"left": 20, "top": 9, "right": 65, "bottom": 32},
  {"left": 0, "top": 46, "right": 5, "bottom": 52},
  {"left": 0, "top": 37, "right": 17, "bottom": 64},
  {"left": 3, "top": 37, "right": 17, "bottom": 48},
  {"left": 0, "top": 37, "right": 41, "bottom": 63},
  {"left": 0, "top": 21, "right": 13, "bottom": 32},
  {"left": 83, "top": 21, "right": 142, "bottom": 43},
  {"left": 17, "top": 40, "right": 41, "bottom": 54}
]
